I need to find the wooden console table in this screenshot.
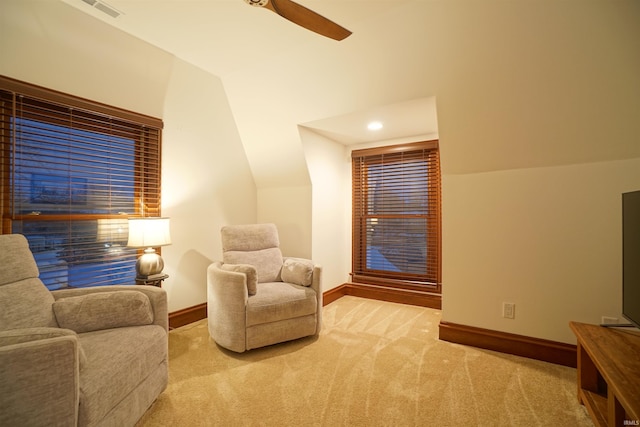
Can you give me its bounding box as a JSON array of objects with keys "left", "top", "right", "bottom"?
[{"left": 570, "top": 321, "right": 640, "bottom": 427}]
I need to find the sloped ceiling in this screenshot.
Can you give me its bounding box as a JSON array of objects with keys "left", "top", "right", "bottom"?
[
  {"left": 59, "top": 0, "right": 640, "bottom": 187},
  {"left": 60, "top": 0, "right": 407, "bottom": 79}
]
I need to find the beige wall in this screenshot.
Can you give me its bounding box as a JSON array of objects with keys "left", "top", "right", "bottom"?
[
  {"left": 442, "top": 159, "right": 640, "bottom": 343},
  {"left": 161, "top": 60, "right": 257, "bottom": 311},
  {"left": 300, "top": 128, "right": 351, "bottom": 291},
  {"left": 257, "top": 185, "right": 312, "bottom": 260}
]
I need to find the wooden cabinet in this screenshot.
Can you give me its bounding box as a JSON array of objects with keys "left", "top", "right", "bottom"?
[{"left": 570, "top": 322, "right": 640, "bottom": 427}]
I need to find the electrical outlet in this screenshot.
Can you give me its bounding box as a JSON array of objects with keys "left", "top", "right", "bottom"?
[
  {"left": 601, "top": 316, "right": 619, "bottom": 325},
  {"left": 503, "top": 302, "right": 515, "bottom": 319}
]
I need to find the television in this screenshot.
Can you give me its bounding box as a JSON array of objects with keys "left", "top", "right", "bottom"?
[{"left": 622, "top": 190, "right": 640, "bottom": 329}]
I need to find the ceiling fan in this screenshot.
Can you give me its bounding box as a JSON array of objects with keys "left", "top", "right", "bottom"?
[{"left": 243, "top": 0, "right": 352, "bottom": 41}]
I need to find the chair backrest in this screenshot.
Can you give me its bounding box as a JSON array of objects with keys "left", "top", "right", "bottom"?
[
  {"left": 0, "top": 234, "right": 58, "bottom": 330},
  {"left": 221, "top": 224, "right": 284, "bottom": 283}
]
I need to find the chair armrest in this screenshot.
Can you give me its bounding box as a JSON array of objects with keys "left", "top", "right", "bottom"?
[
  {"left": 310, "top": 265, "right": 323, "bottom": 334},
  {"left": 282, "top": 257, "right": 322, "bottom": 292},
  {"left": 0, "top": 331, "right": 79, "bottom": 426},
  {"left": 283, "top": 257, "right": 323, "bottom": 334},
  {"left": 207, "top": 262, "right": 249, "bottom": 352},
  {"left": 52, "top": 285, "right": 168, "bottom": 332}
]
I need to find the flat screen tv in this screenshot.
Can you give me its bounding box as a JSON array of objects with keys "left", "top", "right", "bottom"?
[{"left": 622, "top": 190, "right": 640, "bottom": 329}]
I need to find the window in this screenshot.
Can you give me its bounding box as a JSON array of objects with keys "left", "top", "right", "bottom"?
[
  {"left": 0, "top": 76, "right": 162, "bottom": 289},
  {"left": 351, "top": 140, "right": 441, "bottom": 292}
]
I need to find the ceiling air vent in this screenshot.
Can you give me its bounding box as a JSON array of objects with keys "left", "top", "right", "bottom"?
[{"left": 80, "top": 0, "right": 122, "bottom": 18}]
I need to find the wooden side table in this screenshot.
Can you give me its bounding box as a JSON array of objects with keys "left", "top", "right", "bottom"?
[
  {"left": 570, "top": 321, "right": 640, "bottom": 427},
  {"left": 135, "top": 274, "right": 168, "bottom": 287}
]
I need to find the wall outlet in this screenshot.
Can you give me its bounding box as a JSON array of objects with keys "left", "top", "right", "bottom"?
[
  {"left": 601, "top": 316, "right": 619, "bottom": 325},
  {"left": 503, "top": 302, "right": 515, "bottom": 319}
]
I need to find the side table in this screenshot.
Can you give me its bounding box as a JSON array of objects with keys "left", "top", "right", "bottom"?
[{"left": 135, "top": 274, "right": 168, "bottom": 287}]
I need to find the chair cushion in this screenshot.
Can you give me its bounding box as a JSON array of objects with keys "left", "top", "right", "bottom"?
[
  {"left": 77, "top": 325, "right": 167, "bottom": 426},
  {"left": 0, "top": 234, "right": 57, "bottom": 330},
  {"left": 221, "top": 263, "right": 258, "bottom": 295},
  {"left": 0, "top": 279, "right": 58, "bottom": 330},
  {"left": 281, "top": 258, "right": 314, "bottom": 287},
  {"left": 221, "top": 223, "right": 280, "bottom": 252},
  {"left": 224, "top": 248, "right": 283, "bottom": 283},
  {"left": 53, "top": 291, "right": 154, "bottom": 333},
  {"left": 246, "top": 282, "right": 317, "bottom": 327},
  {"left": 0, "top": 234, "right": 39, "bottom": 286}
]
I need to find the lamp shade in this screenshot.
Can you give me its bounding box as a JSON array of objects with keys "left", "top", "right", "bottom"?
[{"left": 127, "top": 217, "right": 171, "bottom": 248}]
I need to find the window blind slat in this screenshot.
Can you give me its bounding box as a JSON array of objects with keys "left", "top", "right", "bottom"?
[
  {"left": 352, "top": 140, "right": 441, "bottom": 290},
  {"left": 1, "top": 75, "right": 162, "bottom": 290}
]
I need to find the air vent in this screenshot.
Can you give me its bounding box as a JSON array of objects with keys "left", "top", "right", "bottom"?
[{"left": 80, "top": 0, "right": 122, "bottom": 18}]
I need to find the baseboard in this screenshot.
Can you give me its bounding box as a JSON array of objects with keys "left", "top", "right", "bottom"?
[
  {"left": 438, "top": 321, "right": 577, "bottom": 367},
  {"left": 324, "top": 282, "right": 441, "bottom": 310},
  {"left": 168, "top": 303, "right": 207, "bottom": 330}
]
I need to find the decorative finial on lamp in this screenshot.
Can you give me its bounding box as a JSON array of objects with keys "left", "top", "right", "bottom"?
[{"left": 127, "top": 217, "right": 171, "bottom": 279}]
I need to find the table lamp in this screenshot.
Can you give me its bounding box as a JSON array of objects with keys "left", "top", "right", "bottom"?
[{"left": 127, "top": 217, "right": 171, "bottom": 278}]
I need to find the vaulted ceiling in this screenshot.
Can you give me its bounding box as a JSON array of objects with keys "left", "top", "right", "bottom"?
[
  {"left": 61, "top": 0, "right": 408, "bottom": 79},
  {"left": 55, "top": 0, "right": 640, "bottom": 187}
]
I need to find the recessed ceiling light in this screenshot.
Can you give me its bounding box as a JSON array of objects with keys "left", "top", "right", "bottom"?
[{"left": 367, "top": 121, "right": 383, "bottom": 131}]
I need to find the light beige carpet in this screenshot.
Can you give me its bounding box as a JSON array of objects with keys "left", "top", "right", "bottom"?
[{"left": 137, "top": 296, "right": 593, "bottom": 427}]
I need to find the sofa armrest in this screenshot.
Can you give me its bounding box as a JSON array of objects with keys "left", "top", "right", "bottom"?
[
  {"left": 52, "top": 285, "right": 168, "bottom": 332},
  {"left": 207, "top": 261, "right": 249, "bottom": 352},
  {"left": 0, "top": 331, "right": 79, "bottom": 426}
]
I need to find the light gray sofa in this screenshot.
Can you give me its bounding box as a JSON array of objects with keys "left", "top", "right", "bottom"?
[
  {"left": 0, "top": 234, "right": 168, "bottom": 427},
  {"left": 207, "top": 223, "right": 322, "bottom": 353}
]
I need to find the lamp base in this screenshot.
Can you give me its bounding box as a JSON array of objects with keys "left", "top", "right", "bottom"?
[{"left": 136, "top": 248, "right": 164, "bottom": 278}]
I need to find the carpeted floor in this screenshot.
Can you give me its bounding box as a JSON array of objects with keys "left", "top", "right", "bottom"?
[{"left": 137, "top": 296, "right": 593, "bottom": 426}]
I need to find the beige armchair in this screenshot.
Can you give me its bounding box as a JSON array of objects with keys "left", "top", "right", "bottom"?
[
  {"left": 0, "top": 234, "right": 168, "bottom": 426},
  {"left": 207, "top": 223, "right": 322, "bottom": 353}
]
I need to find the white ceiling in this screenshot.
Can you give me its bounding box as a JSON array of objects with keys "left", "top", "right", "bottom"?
[
  {"left": 60, "top": 0, "right": 437, "bottom": 145},
  {"left": 62, "top": 0, "right": 407, "bottom": 78},
  {"left": 301, "top": 97, "right": 438, "bottom": 145}
]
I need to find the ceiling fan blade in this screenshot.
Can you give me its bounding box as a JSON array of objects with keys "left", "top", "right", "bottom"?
[{"left": 250, "top": 0, "right": 352, "bottom": 41}]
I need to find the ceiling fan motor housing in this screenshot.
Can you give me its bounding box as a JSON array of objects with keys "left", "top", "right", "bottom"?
[{"left": 244, "top": 0, "right": 269, "bottom": 7}]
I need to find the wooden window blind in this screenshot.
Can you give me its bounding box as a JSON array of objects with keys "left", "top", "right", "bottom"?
[
  {"left": 0, "top": 76, "right": 163, "bottom": 289},
  {"left": 351, "top": 140, "right": 441, "bottom": 292}
]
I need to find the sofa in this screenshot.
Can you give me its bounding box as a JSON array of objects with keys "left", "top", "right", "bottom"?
[{"left": 0, "top": 234, "right": 168, "bottom": 426}]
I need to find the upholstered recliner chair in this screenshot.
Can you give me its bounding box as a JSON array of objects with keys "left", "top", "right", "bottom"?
[
  {"left": 0, "top": 234, "right": 168, "bottom": 426},
  {"left": 207, "top": 223, "right": 322, "bottom": 353}
]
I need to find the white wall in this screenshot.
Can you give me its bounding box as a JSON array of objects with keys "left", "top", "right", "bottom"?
[
  {"left": 1, "top": 0, "right": 257, "bottom": 312},
  {"left": 442, "top": 158, "right": 640, "bottom": 343},
  {"left": 257, "top": 185, "right": 312, "bottom": 259},
  {"left": 161, "top": 60, "right": 257, "bottom": 311},
  {"left": 300, "top": 127, "right": 351, "bottom": 291}
]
